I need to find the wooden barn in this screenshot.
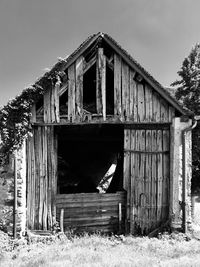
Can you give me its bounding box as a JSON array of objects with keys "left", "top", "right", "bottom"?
[{"left": 10, "top": 33, "right": 194, "bottom": 236}]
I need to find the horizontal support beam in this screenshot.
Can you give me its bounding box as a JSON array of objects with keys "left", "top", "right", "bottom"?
[
  {"left": 124, "top": 149, "right": 169, "bottom": 154},
  {"left": 32, "top": 121, "right": 171, "bottom": 129}
]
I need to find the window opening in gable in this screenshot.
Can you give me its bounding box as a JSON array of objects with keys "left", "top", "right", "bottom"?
[
  {"left": 59, "top": 89, "right": 68, "bottom": 116},
  {"left": 83, "top": 63, "right": 97, "bottom": 114},
  {"left": 106, "top": 64, "right": 114, "bottom": 115}
]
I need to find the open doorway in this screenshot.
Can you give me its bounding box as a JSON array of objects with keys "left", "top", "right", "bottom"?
[{"left": 56, "top": 124, "right": 124, "bottom": 194}]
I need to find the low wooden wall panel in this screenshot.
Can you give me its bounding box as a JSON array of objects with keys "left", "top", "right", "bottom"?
[{"left": 56, "top": 192, "right": 126, "bottom": 233}]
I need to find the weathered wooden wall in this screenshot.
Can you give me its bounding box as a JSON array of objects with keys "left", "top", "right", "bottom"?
[
  {"left": 124, "top": 127, "right": 170, "bottom": 234},
  {"left": 56, "top": 192, "right": 126, "bottom": 233},
  {"left": 27, "top": 49, "right": 178, "bottom": 234},
  {"left": 34, "top": 51, "right": 175, "bottom": 124},
  {"left": 26, "top": 126, "right": 57, "bottom": 230}
]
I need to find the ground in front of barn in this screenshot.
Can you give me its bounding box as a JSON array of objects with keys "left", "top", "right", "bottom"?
[{"left": 0, "top": 231, "right": 200, "bottom": 267}]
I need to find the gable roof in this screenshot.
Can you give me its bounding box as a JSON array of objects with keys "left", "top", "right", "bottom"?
[
  {"left": 4, "top": 32, "right": 190, "bottom": 116},
  {"left": 34, "top": 32, "right": 188, "bottom": 115}
]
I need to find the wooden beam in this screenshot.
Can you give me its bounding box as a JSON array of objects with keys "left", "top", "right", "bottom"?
[
  {"left": 76, "top": 56, "right": 84, "bottom": 118},
  {"left": 122, "top": 61, "right": 130, "bottom": 121},
  {"left": 58, "top": 83, "right": 68, "bottom": 97},
  {"left": 114, "top": 54, "right": 122, "bottom": 118},
  {"left": 96, "top": 48, "right": 106, "bottom": 119},
  {"left": 33, "top": 121, "right": 170, "bottom": 130},
  {"left": 83, "top": 56, "right": 96, "bottom": 74},
  {"left": 68, "top": 64, "right": 76, "bottom": 122},
  {"left": 106, "top": 57, "right": 114, "bottom": 71}
]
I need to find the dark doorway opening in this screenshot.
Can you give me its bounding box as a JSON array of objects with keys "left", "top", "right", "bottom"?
[{"left": 56, "top": 124, "right": 124, "bottom": 194}]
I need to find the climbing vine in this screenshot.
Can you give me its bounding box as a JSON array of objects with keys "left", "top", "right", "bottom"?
[{"left": 0, "top": 84, "right": 44, "bottom": 164}]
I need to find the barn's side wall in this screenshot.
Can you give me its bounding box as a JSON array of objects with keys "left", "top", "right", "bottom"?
[{"left": 170, "top": 117, "right": 192, "bottom": 231}]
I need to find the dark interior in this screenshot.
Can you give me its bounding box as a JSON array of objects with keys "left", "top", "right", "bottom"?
[{"left": 56, "top": 124, "right": 124, "bottom": 194}]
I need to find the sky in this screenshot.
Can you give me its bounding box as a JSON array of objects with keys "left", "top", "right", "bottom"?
[{"left": 1, "top": 0, "right": 200, "bottom": 107}]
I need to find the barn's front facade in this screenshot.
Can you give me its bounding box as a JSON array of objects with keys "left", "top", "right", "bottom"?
[{"left": 15, "top": 33, "right": 193, "bottom": 236}]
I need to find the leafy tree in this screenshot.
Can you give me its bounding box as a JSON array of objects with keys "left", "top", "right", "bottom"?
[{"left": 171, "top": 43, "right": 200, "bottom": 192}]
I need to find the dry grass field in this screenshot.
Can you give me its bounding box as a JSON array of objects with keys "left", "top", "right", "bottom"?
[{"left": 0, "top": 231, "right": 200, "bottom": 267}]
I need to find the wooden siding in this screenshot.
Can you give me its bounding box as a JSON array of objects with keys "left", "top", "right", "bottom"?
[
  {"left": 124, "top": 128, "right": 170, "bottom": 235},
  {"left": 35, "top": 52, "right": 175, "bottom": 124},
  {"left": 56, "top": 192, "right": 126, "bottom": 233},
  {"left": 26, "top": 126, "right": 57, "bottom": 230}
]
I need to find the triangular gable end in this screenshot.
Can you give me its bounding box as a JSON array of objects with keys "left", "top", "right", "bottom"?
[
  {"left": 51, "top": 32, "right": 186, "bottom": 116},
  {"left": 31, "top": 32, "right": 189, "bottom": 124}
]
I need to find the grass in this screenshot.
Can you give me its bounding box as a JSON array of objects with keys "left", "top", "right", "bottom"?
[{"left": 1, "top": 232, "right": 200, "bottom": 267}]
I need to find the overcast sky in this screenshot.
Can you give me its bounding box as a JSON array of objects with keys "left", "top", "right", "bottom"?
[{"left": 1, "top": 0, "right": 200, "bottom": 106}]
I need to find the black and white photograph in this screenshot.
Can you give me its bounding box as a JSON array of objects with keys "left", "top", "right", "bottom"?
[{"left": 1, "top": 1, "right": 200, "bottom": 266}]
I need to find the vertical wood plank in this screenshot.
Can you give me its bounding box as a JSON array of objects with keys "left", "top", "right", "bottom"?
[
  {"left": 102, "top": 55, "right": 106, "bottom": 120},
  {"left": 114, "top": 54, "right": 122, "bottom": 118},
  {"left": 145, "top": 84, "right": 153, "bottom": 122},
  {"left": 137, "top": 83, "right": 145, "bottom": 122},
  {"left": 130, "top": 129, "right": 136, "bottom": 234},
  {"left": 52, "top": 127, "right": 58, "bottom": 226},
  {"left": 68, "top": 64, "right": 76, "bottom": 122},
  {"left": 160, "top": 99, "right": 169, "bottom": 122},
  {"left": 134, "top": 130, "right": 140, "bottom": 231},
  {"left": 129, "top": 70, "right": 136, "bottom": 121},
  {"left": 123, "top": 129, "right": 131, "bottom": 232},
  {"left": 34, "top": 127, "right": 39, "bottom": 229},
  {"left": 162, "top": 130, "right": 170, "bottom": 221},
  {"left": 138, "top": 130, "right": 146, "bottom": 233},
  {"left": 152, "top": 92, "right": 161, "bottom": 122},
  {"left": 30, "top": 104, "right": 36, "bottom": 123},
  {"left": 168, "top": 106, "right": 175, "bottom": 123},
  {"left": 44, "top": 88, "right": 51, "bottom": 123},
  {"left": 134, "top": 82, "right": 138, "bottom": 122},
  {"left": 38, "top": 127, "right": 43, "bottom": 229},
  {"left": 151, "top": 130, "right": 157, "bottom": 228},
  {"left": 75, "top": 56, "right": 84, "bottom": 119},
  {"left": 157, "top": 130, "right": 163, "bottom": 224},
  {"left": 122, "top": 61, "right": 130, "bottom": 120},
  {"left": 145, "top": 130, "right": 152, "bottom": 230},
  {"left": 54, "top": 77, "right": 60, "bottom": 123},
  {"left": 42, "top": 126, "right": 47, "bottom": 230},
  {"left": 96, "top": 48, "right": 106, "bottom": 117},
  {"left": 47, "top": 127, "right": 52, "bottom": 230}
]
